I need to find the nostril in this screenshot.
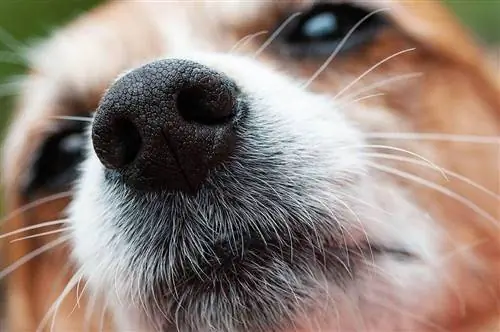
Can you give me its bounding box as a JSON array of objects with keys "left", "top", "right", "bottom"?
[
  {"left": 93, "top": 117, "right": 142, "bottom": 170},
  {"left": 113, "top": 118, "right": 142, "bottom": 166},
  {"left": 177, "top": 85, "right": 234, "bottom": 125}
]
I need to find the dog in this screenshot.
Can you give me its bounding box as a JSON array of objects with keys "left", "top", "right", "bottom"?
[{"left": 2, "top": 0, "right": 500, "bottom": 331}]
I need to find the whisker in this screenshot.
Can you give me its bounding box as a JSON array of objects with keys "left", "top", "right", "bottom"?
[
  {"left": 366, "top": 152, "right": 500, "bottom": 201},
  {"left": 10, "top": 227, "right": 71, "bottom": 243},
  {"left": 339, "top": 192, "right": 393, "bottom": 216},
  {"left": 367, "top": 162, "right": 500, "bottom": 228},
  {"left": 0, "top": 236, "right": 70, "bottom": 280},
  {"left": 99, "top": 297, "right": 109, "bottom": 332},
  {"left": 229, "top": 30, "right": 268, "bottom": 53},
  {"left": 364, "top": 132, "right": 500, "bottom": 145},
  {"left": 362, "top": 259, "right": 407, "bottom": 286},
  {"left": 337, "top": 92, "right": 386, "bottom": 109},
  {"left": 51, "top": 115, "right": 93, "bottom": 123},
  {"left": 36, "top": 268, "right": 85, "bottom": 332},
  {"left": 348, "top": 92, "right": 386, "bottom": 104},
  {"left": 337, "top": 72, "right": 423, "bottom": 103},
  {"left": 0, "top": 219, "right": 68, "bottom": 239},
  {"left": 83, "top": 290, "right": 99, "bottom": 332},
  {"left": 344, "top": 144, "right": 448, "bottom": 180},
  {"left": 302, "top": 7, "right": 390, "bottom": 88},
  {"left": 69, "top": 277, "right": 89, "bottom": 317},
  {"left": 45, "top": 260, "right": 77, "bottom": 322},
  {"left": 438, "top": 238, "right": 488, "bottom": 265},
  {"left": 336, "top": 198, "right": 375, "bottom": 265},
  {"left": 253, "top": 12, "right": 302, "bottom": 58},
  {"left": 0, "top": 191, "right": 72, "bottom": 225},
  {"left": 333, "top": 48, "right": 416, "bottom": 100},
  {"left": 74, "top": 276, "right": 83, "bottom": 310}
]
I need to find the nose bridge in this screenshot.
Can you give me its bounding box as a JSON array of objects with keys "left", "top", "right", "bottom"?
[
  {"left": 139, "top": 1, "right": 221, "bottom": 57},
  {"left": 91, "top": 59, "right": 240, "bottom": 193}
]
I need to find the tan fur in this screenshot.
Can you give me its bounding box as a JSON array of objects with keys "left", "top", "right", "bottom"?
[{"left": 2, "top": 1, "right": 500, "bottom": 331}]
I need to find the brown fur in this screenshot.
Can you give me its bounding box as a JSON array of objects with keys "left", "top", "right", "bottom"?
[{"left": 2, "top": 1, "right": 500, "bottom": 331}]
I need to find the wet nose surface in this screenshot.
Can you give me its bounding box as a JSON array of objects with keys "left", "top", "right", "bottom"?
[{"left": 91, "top": 59, "right": 240, "bottom": 193}]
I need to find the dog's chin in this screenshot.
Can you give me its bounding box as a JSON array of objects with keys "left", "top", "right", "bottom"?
[
  {"left": 94, "top": 184, "right": 357, "bottom": 332},
  {"left": 69, "top": 158, "right": 432, "bottom": 332},
  {"left": 110, "top": 224, "right": 415, "bottom": 332},
  {"left": 70, "top": 176, "right": 417, "bottom": 332}
]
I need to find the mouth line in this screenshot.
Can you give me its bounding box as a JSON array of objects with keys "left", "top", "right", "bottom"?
[
  {"left": 178, "top": 234, "right": 416, "bottom": 282},
  {"left": 368, "top": 245, "right": 416, "bottom": 260}
]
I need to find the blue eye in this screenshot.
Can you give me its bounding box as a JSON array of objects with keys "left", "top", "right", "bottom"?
[
  {"left": 302, "top": 12, "right": 338, "bottom": 40},
  {"left": 277, "top": 3, "right": 386, "bottom": 57}
]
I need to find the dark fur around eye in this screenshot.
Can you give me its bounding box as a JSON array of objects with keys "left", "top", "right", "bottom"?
[
  {"left": 275, "top": 2, "right": 387, "bottom": 58},
  {"left": 20, "top": 120, "right": 87, "bottom": 199}
]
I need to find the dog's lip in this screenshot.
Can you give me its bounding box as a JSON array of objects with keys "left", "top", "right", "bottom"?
[
  {"left": 171, "top": 238, "right": 417, "bottom": 290},
  {"left": 364, "top": 245, "right": 416, "bottom": 260},
  {"left": 324, "top": 231, "right": 416, "bottom": 261},
  {"left": 199, "top": 235, "right": 416, "bottom": 274}
]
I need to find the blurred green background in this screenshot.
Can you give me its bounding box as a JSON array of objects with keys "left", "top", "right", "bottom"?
[{"left": 0, "top": 0, "right": 499, "bottom": 137}]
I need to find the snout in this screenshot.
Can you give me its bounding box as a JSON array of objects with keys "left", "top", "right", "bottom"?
[
  {"left": 70, "top": 53, "right": 372, "bottom": 332},
  {"left": 91, "top": 59, "right": 241, "bottom": 193}
]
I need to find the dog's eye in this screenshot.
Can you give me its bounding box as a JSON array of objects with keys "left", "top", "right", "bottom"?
[
  {"left": 277, "top": 3, "right": 386, "bottom": 57},
  {"left": 21, "top": 120, "right": 87, "bottom": 198}
]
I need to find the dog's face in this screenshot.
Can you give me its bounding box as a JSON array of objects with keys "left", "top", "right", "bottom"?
[{"left": 2, "top": 1, "right": 500, "bottom": 332}]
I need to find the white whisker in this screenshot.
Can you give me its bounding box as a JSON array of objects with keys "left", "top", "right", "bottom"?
[
  {"left": 51, "top": 115, "right": 93, "bottom": 123},
  {"left": 47, "top": 261, "right": 74, "bottom": 303},
  {"left": 339, "top": 192, "right": 393, "bottom": 216},
  {"left": 338, "top": 72, "right": 423, "bottom": 103},
  {"left": 367, "top": 152, "right": 500, "bottom": 201},
  {"left": 0, "top": 219, "right": 68, "bottom": 239},
  {"left": 337, "top": 92, "right": 386, "bottom": 110},
  {"left": 302, "top": 7, "right": 390, "bottom": 88},
  {"left": 333, "top": 48, "right": 416, "bottom": 100},
  {"left": 336, "top": 198, "right": 374, "bottom": 265},
  {"left": 69, "top": 277, "right": 89, "bottom": 317},
  {"left": 365, "top": 132, "right": 500, "bottom": 145},
  {"left": 229, "top": 30, "right": 268, "bottom": 53},
  {"left": 344, "top": 144, "right": 448, "bottom": 180},
  {"left": 367, "top": 162, "right": 500, "bottom": 228},
  {"left": 36, "top": 268, "right": 85, "bottom": 332},
  {"left": 0, "top": 191, "right": 72, "bottom": 225},
  {"left": 346, "top": 92, "right": 386, "bottom": 104},
  {"left": 0, "top": 236, "right": 69, "bottom": 280},
  {"left": 10, "top": 228, "right": 71, "bottom": 243},
  {"left": 253, "top": 12, "right": 302, "bottom": 58},
  {"left": 83, "top": 290, "right": 98, "bottom": 332},
  {"left": 438, "top": 238, "right": 488, "bottom": 265},
  {"left": 99, "top": 297, "right": 109, "bottom": 332}
]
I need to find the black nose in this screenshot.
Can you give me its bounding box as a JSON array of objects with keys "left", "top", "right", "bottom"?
[{"left": 91, "top": 59, "right": 240, "bottom": 193}]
